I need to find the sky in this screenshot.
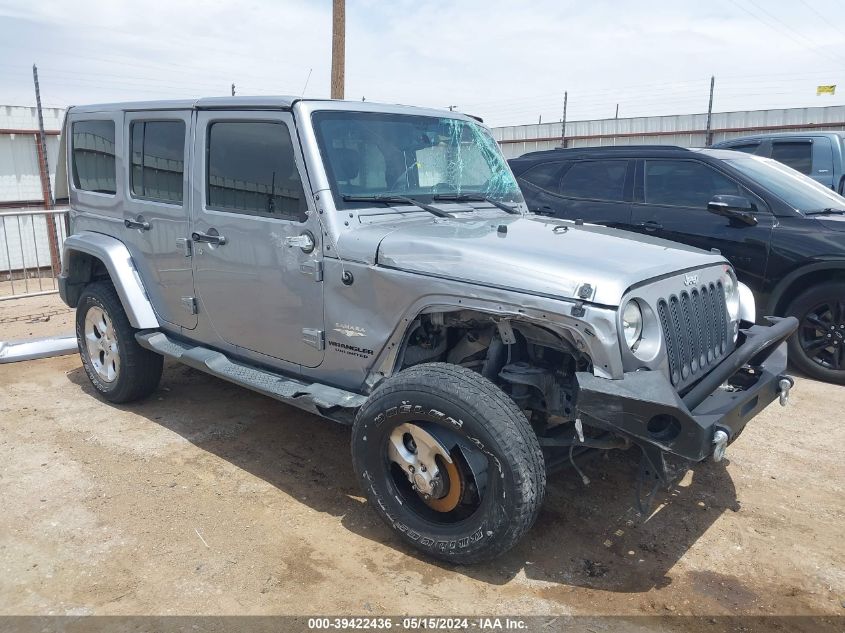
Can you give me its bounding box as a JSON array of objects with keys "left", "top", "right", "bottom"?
[{"left": 1, "top": 0, "right": 845, "bottom": 128}]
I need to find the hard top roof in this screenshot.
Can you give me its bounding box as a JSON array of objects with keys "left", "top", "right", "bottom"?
[{"left": 66, "top": 97, "right": 481, "bottom": 123}]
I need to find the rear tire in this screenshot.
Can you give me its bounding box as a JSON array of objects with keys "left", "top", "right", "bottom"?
[
  {"left": 76, "top": 281, "right": 163, "bottom": 403},
  {"left": 785, "top": 281, "right": 845, "bottom": 384},
  {"left": 351, "top": 362, "right": 546, "bottom": 564}
]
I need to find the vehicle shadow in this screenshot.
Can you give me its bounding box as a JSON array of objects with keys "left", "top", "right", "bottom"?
[{"left": 66, "top": 361, "right": 739, "bottom": 594}]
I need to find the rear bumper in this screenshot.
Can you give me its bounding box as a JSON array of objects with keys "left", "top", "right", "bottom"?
[{"left": 574, "top": 317, "right": 798, "bottom": 462}]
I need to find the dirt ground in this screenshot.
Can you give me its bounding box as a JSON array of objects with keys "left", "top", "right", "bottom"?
[{"left": 0, "top": 294, "right": 843, "bottom": 619}]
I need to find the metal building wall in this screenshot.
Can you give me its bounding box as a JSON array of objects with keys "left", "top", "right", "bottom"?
[
  {"left": 0, "top": 105, "right": 64, "bottom": 204},
  {"left": 492, "top": 105, "right": 845, "bottom": 159}
]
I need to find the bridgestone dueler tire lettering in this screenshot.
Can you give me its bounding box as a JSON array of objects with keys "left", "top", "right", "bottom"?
[
  {"left": 76, "top": 281, "right": 163, "bottom": 403},
  {"left": 351, "top": 362, "right": 546, "bottom": 564}
]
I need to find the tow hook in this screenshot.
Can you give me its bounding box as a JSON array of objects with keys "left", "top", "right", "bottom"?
[
  {"left": 712, "top": 429, "right": 729, "bottom": 462},
  {"left": 778, "top": 375, "right": 794, "bottom": 407}
]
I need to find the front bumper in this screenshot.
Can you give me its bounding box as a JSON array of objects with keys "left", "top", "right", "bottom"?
[{"left": 574, "top": 317, "right": 799, "bottom": 462}]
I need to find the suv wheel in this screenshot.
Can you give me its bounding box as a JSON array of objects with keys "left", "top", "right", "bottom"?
[
  {"left": 786, "top": 281, "right": 845, "bottom": 384},
  {"left": 351, "top": 363, "right": 546, "bottom": 563},
  {"left": 76, "top": 281, "right": 163, "bottom": 403}
]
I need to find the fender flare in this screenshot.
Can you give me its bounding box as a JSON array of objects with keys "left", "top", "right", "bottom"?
[
  {"left": 765, "top": 259, "right": 845, "bottom": 316},
  {"left": 61, "top": 232, "right": 160, "bottom": 329}
]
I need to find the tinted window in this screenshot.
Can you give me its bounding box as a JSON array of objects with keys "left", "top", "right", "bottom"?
[
  {"left": 771, "top": 141, "right": 813, "bottom": 175},
  {"left": 519, "top": 162, "right": 565, "bottom": 192},
  {"left": 130, "top": 120, "right": 185, "bottom": 203},
  {"left": 207, "top": 121, "right": 307, "bottom": 221},
  {"left": 559, "top": 160, "right": 627, "bottom": 201},
  {"left": 724, "top": 155, "right": 845, "bottom": 213},
  {"left": 726, "top": 143, "right": 761, "bottom": 154},
  {"left": 645, "top": 160, "right": 741, "bottom": 208},
  {"left": 72, "top": 120, "right": 116, "bottom": 194}
]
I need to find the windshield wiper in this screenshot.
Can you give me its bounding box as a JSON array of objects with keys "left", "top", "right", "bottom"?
[
  {"left": 432, "top": 193, "right": 520, "bottom": 215},
  {"left": 805, "top": 207, "right": 845, "bottom": 216},
  {"left": 342, "top": 194, "right": 452, "bottom": 218}
]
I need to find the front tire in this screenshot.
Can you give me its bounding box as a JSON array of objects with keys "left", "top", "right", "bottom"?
[
  {"left": 351, "top": 363, "right": 546, "bottom": 563},
  {"left": 786, "top": 282, "right": 845, "bottom": 384},
  {"left": 76, "top": 281, "right": 163, "bottom": 403}
]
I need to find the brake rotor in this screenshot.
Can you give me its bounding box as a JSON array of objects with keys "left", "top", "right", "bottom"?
[
  {"left": 387, "top": 423, "right": 466, "bottom": 514},
  {"left": 423, "top": 456, "right": 463, "bottom": 513}
]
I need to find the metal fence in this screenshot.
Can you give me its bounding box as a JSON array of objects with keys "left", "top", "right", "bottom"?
[
  {"left": 0, "top": 208, "right": 68, "bottom": 300},
  {"left": 492, "top": 104, "right": 845, "bottom": 159}
]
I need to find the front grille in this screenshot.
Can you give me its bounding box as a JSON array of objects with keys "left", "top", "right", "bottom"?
[{"left": 657, "top": 281, "right": 731, "bottom": 388}]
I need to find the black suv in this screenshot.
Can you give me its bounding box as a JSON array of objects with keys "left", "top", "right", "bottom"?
[{"left": 510, "top": 146, "right": 845, "bottom": 383}]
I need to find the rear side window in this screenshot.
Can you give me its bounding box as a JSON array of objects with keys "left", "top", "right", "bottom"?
[
  {"left": 645, "top": 160, "right": 741, "bottom": 208},
  {"left": 71, "top": 120, "right": 116, "bottom": 194},
  {"left": 207, "top": 121, "right": 307, "bottom": 221},
  {"left": 519, "top": 161, "right": 566, "bottom": 192},
  {"left": 559, "top": 160, "right": 627, "bottom": 201},
  {"left": 130, "top": 120, "right": 185, "bottom": 203},
  {"left": 725, "top": 143, "right": 761, "bottom": 154},
  {"left": 771, "top": 141, "right": 813, "bottom": 175}
]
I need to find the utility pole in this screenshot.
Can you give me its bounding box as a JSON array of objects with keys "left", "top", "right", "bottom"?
[
  {"left": 705, "top": 75, "right": 715, "bottom": 146},
  {"left": 32, "top": 64, "right": 61, "bottom": 275},
  {"left": 615, "top": 103, "right": 619, "bottom": 119},
  {"left": 331, "top": 0, "right": 345, "bottom": 99},
  {"left": 560, "top": 91, "right": 568, "bottom": 148},
  {"left": 231, "top": 83, "right": 235, "bottom": 96}
]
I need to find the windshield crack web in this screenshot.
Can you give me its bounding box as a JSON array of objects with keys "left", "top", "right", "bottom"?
[{"left": 443, "top": 118, "right": 520, "bottom": 199}]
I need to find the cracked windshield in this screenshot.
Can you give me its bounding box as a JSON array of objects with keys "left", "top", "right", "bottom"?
[{"left": 313, "top": 111, "right": 523, "bottom": 207}]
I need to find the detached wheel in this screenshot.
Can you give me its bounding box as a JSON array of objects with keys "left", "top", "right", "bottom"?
[
  {"left": 351, "top": 363, "right": 546, "bottom": 563},
  {"left": 786, "top": 282, "right": 845, "bottom": 384},
  {"left": 76, "top": 281, "right": 163, "bottom": 403}
]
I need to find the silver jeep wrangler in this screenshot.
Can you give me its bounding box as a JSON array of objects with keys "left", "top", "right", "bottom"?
[{"left": 56, "top": 97, "right": 797, "bottom": 563}]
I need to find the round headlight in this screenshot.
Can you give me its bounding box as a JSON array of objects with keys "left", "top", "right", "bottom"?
[
  {"left": 722, "top": 268, "right": 740, "bottom": 321},
  {"left": 622, "top": 301, "right": 643, "bottom": 348}
]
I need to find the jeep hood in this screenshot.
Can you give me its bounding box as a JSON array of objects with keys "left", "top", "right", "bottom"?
[{"left": 375, "top": 215, "right": 726, "bottom": 307}]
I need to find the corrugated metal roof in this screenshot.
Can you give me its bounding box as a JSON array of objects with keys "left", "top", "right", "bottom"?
[
  {"left": 0, "top": 106, "right": 63, "bottom": 203},
  {"left": 492, "top": 105, "right": 845, "bottom": 159},
  {"left": 0, "top": 104, "right": 64, "bottom": 131}
]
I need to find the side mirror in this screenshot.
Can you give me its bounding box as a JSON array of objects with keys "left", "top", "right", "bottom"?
[{"left": 707, "top": 195, "right": 758, "bottom": 226}]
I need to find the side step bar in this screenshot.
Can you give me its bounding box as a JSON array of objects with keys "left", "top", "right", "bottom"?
[{"left": 136, "top": 331, "right": 366, "bottom": 424}]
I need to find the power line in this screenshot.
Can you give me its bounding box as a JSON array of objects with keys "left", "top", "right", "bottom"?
[{"left": 724, "top": 0, "right": 845, "bottom": 66}]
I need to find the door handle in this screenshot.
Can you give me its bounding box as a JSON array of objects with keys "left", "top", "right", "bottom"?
[
  {"left": 636, "top": 220, "right": 663, "bottom": 231},
  {"left": 191, "top": 230, "right": 227, "bottom": 246},
  {"left": 284, "top": 232, "right": 316, "bottom": 253},
  {"left": 124, "top": 217, "right": 151, "bottom": 231}
]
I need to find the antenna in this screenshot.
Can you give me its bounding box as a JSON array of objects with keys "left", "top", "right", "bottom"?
[{"left": 301, "top": 68, "right": 313, "bottom": 97}]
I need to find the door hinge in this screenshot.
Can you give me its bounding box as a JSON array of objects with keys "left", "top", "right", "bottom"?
[
  {"left": 181, "top": 296, "right": 198, "bottom": 315},
  {"left": 176, "top": 237, "right": 192, "bottom": 257},
  {"left": 302, "top": 328, "right": 325, "bottom": 351},
  {"left": 300, "top": 260, "right": 323, "bottom": 282}
]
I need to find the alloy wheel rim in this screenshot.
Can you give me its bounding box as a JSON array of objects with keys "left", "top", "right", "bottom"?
[
  {"left": 798, "top": 298, "right": 845, "bottom": 370},
  {"left": 84, "top": 306, "right": 120, "bottom": 383}
]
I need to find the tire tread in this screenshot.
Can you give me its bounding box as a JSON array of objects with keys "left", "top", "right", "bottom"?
[
  {"left": 76, "top": 281, "right": 163, "bottom": 403},
  {"left": 353, "top": 362, "right": 546, "bottom": 563}
]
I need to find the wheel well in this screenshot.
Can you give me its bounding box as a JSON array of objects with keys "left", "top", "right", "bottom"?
[
  {"left": 773, "top": 267, "right": 845, "bottom": 315},
  {"left": 394, "top": 309, "right": 591, "bottom": 428},
  {"left": 63, "top": 250, "right": 110, "bottom": 307}
]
